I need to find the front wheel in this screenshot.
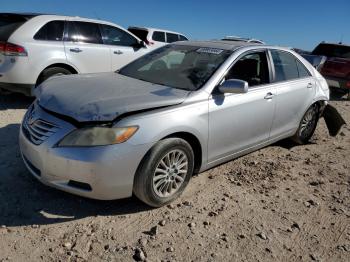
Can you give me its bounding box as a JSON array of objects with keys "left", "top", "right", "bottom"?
[
  {"left": 292, "top": 104, "right": 319, "bottom": 144},
  {"left": 133, "top": 138, "right": 194, "bottom": 207}
]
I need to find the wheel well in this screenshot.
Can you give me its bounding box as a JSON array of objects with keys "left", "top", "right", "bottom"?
[
  {"left": 36, "top": 63, "right": 78, "bottom": 86},
  {"left": 314, "top": 100, "right": 327, "bottom": 116},
  {"left": 163, "top": 132, "right": 203, "bottom": 174}
]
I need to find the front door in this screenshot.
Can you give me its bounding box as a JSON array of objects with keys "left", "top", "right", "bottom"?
[
  {"left": 208, "top": 50, "right": 276, "bottom": 164},
  {"left": 99, "top": 24, "right": 148, "bottom": 71}
]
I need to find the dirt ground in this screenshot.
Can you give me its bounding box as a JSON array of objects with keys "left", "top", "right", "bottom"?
[{"left": 0, "top": 92, "right": 349, "bottom": 262}]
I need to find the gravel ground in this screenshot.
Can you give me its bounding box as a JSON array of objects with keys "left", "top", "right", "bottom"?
[{"left": 0, "top": 92, "right": 349, "bottom": 262}]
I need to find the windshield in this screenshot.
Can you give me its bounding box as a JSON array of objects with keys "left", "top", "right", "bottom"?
[
  {"left": 312, "top": 43, "right": 350, "bottom": 59},
  {"left": 119, "top": 44, "right": 231, "bottom": 91}
]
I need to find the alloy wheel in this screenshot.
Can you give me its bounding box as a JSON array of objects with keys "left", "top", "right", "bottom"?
[{"left": 152, "top": 149, "right": 188, "bottom": 198}]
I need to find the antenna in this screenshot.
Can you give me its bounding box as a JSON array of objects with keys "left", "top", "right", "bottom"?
[{"left": 339, "top": 34, "right": 343, "bottom": 44}]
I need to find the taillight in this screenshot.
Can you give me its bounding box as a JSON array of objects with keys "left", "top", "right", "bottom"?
[
  {"left": 0, "top": 42, "right": 27, "bottom": 56},
  {"left": 346, "top": 81, "right": 350, "bottom": 88}
]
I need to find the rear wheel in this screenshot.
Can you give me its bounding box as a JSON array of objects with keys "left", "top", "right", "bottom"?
[
  {"left": 292, "top": 104, "right": 319, "bottom": 144},
  {"left": 133, "top": 138, "right": 194, "bottom": 207},
  {"left": 37, "top": 67, "right": 72, "bottom": 86}
]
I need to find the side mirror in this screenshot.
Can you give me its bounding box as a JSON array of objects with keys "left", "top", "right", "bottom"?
[
  {"left": 132, "top": 40, "right": 147, "bottom": 49},
  {"left": 219, "top": 79, "right": 249, "bottom": 94},
  {"left": 138, "top": 40, "right": 147, "bottom": 48}
]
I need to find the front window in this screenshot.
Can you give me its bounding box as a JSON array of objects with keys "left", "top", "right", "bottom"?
[
  {"left": 101, "top": 25, "right": 138, "bottom": 47},
  {"left": 226, "top": 51, "right": 270, "bottom": 87},
  {"left": 119, "top": 45, "right": 231, "bottom": 91}
]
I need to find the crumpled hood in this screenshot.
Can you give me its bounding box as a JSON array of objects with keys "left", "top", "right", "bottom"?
[{"left": 38, "top": 73, "right": 190, "bottom": 122}]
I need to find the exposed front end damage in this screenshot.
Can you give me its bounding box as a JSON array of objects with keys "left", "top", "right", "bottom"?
[{"left": 322, "top": 104, "right": 346, "bottom": 137}]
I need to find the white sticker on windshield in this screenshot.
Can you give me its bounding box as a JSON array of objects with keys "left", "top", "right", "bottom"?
[{"left": 196, "top": 48, "right": 223, "bottom": 55}]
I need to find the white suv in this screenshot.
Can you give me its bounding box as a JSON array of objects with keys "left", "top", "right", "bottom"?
[
  {"left": 128, "top": 26, "right": 188, "bottom": 49},
  {"left": 0, "top": 13, "right": 149, "bottom": 96}
]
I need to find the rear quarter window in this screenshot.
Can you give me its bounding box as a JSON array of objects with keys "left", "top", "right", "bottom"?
[
  {"left": 34, "top": 20, "right": 64, "bottom": 41},
  {"left": 179, "top": 35, "right": 188, "bottom": 41}
]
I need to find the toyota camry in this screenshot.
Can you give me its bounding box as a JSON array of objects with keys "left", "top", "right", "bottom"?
[{"left": 20, "top": 40, "right": 330, "bottom": 207}]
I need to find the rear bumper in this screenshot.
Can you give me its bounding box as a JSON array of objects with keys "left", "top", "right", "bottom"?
[
  {"left": 324, "top": 76, "right": 350, "bottom": 90},
  {"left": 0, "top": 82, "right": 33, "bottom": 96}
]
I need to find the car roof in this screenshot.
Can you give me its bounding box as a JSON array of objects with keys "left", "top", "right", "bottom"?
[
  {"left": 174, "top": 40, "right": 262, "bottom": 50},
  {"left": 128, "top": 26, "right": 184, "bottom": 35},
  {"left": 222, "top": 36, "right": 265, "bottom": 44},
  {"left": 0, "top": 12, "right": 43, "bottom": 20},
  {"left": 3, "top": 13, "right": 122, "bottom": 27}
]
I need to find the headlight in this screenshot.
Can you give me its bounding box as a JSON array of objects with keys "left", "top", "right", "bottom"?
[{"left": 58, "top": 126, "right": 138, "bottom": 147}]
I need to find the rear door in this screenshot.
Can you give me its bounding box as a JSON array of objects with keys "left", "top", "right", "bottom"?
[
  {"left": 64, "top": 20, "right": 111, "bottom": 73},
  {"left": 100, "top": 24, "right": 148, "bottom": 71},
  {"left": 268, "top": 49, "right": 315, "bottom": 139}
]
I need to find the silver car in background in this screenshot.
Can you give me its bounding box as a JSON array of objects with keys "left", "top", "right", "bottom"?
[{"left": 19, "top": 41, "right": 329, "bottom": 207}]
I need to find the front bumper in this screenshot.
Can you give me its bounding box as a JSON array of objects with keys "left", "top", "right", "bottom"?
[{"left": 19, "top": 104, "right": 152, "bottom": 200}]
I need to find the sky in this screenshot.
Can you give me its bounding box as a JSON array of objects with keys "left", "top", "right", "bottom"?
[{"left": 2, "top": 0, "right": 349, "bottom": 50}]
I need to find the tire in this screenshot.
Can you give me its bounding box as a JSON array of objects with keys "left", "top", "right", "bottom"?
[
  {"left": 133, "top": 138, "right": 194, "bottom": 207},
  {"left": 37, "top": 67, "right": 72, "bottom": 86},
  {"left": 292, "top": 104, "right": 319, "bottom": 144}
]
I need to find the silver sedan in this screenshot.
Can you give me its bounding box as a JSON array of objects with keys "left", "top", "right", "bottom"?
[{"left": 20, "top": 41, "right": 329, "bottom": 207}]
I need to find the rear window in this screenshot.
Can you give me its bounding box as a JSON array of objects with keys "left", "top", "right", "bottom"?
[
  {"left": 312, "top": 43, "right": 350, "bottom": 59},
  {"left": 152, "top": 31, "right": 165, "bottom": 42},
  {"left": 34, "top": 20, "right": 64, "bottom": 41},
  {"left": 128, "top": 28, "right": 148, "bottom": 41},
  {"left": 166, "top": 33, "right": 179, "bottom": 43},
  {"left": 0, "top": 14, "right": 28, "bottom": 41}
]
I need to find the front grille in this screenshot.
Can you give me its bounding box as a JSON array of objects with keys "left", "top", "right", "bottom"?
[{"left": 22, "top": 106, "right": 59, "bottom": 145}]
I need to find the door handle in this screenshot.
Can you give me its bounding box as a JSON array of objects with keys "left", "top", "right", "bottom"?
[
  {"left": 113, "top": 50, "right": 123, "bottom": 55},
  {"left": 70, "top": 48, "right": 82, "bottom": 53},
  {"left": 307, "top": 83, "right": 313, "bottom": 88},
  {"left": 264, "top": 92, "right": 275, "bottom": 99}
]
